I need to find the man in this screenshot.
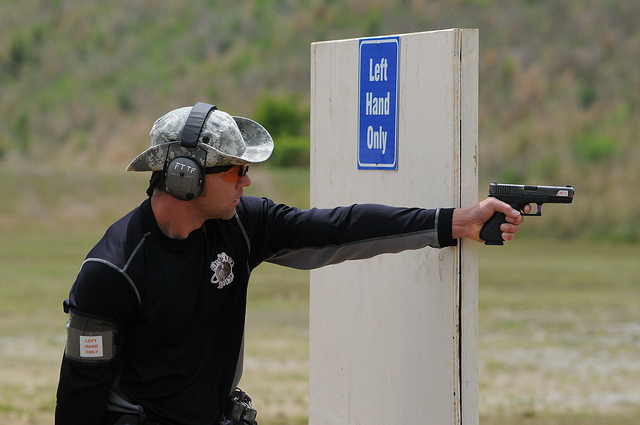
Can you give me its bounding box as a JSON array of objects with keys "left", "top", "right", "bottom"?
[{"left": 55, "top": 102, "right": 525, "bottom": 425}]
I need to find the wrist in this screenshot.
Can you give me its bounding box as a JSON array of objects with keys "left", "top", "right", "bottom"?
[{"left": 451, "top": 207, "right": 470, "bottom": 240}]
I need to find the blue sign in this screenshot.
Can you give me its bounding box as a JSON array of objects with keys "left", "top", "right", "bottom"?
[{"left": 358, "top": 37, "right": 399, "bottom": 170}]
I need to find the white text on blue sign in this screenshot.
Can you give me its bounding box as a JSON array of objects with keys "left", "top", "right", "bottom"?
[
  {"left": 358, "top": 38, "right": 398, "bottom": 169},
  {"left": 365, "top": 59, "right": 390, "bottom": 153}
]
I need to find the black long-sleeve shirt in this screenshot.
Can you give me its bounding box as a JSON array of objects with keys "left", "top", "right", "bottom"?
[{"left": 55, "top": 196, "right": 456, "bottom": 425}]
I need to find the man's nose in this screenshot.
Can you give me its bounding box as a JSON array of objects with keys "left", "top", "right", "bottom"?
[{"left": 238, "top": 174, "right": 251, "bottom": 188}]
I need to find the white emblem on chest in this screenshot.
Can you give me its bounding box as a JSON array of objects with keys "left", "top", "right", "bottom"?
[{"left": 210, "top": 252, "right": 235, "bottom": 289}]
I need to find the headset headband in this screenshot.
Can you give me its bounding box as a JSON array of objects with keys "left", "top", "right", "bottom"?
[{"left": 180, "top": 102, "right": 217, "bottom": 149}]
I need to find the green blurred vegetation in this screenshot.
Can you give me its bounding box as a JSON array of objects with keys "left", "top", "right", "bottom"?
[
  {"left": 1, "top": 0, "right": 639, "bottom": 240},
  {"left": 254, "top": 93, "right": 311, "bottom": 168}
]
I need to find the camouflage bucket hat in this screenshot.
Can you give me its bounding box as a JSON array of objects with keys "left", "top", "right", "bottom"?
[{"left": 127, "top": 105, "right": 274, "bottom": 172}]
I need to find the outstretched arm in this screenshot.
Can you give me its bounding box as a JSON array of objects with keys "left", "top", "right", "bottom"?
[{"left": 452, "top": 198, "right": 529, "bottom": 243}]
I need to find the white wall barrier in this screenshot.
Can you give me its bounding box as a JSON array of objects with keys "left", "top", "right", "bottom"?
[{"left": 310, "top": 29, "right": 479, "bottom": 425}]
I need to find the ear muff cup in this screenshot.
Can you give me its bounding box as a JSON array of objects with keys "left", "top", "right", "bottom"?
[
  {"left": 162, "top": 102, "right": 217, "bottom": 201},
  {"left": 164, "top": 156, "right": 204, "bottom": 201}
]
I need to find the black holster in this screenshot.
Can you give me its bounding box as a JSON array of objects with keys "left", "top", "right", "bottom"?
[{"left": 220, "top": 388, "right": 258, "bottom": 425}]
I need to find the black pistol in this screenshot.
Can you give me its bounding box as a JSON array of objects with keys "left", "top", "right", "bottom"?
[{"left": 480, "top": 182, "right": 575, "bottom": 245}]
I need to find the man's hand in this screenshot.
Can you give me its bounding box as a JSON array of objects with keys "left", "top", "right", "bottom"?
[{"left": 452, "top": 198, "right": 529, "bottom": 243}]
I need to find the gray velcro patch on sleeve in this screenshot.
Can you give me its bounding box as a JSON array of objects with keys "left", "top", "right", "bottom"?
[{"left": 65, "top": 310, "right": 117, "bottom": 363}]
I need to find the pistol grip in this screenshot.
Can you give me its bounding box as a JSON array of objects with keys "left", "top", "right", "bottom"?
[{"left": 480, "top": 212, "right": 506, "bottom": 245}]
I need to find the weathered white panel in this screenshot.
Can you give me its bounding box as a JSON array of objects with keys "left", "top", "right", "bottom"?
[
  {"left": 460, "top": 29, "right": 480, "bottom": 425},
  {"left": 310, "top": 29, "right": 478, "bottom": 425}
]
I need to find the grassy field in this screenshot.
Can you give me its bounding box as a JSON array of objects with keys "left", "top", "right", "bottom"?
[
  {"left": 0, "top": 168, "right": 638, "bottom": 424},
  {"left": 478, "top": 239, "right": 640, "bottom": 424}
]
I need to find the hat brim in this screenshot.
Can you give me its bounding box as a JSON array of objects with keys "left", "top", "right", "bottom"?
[{"left": 127, "top": 116, "right": 273, "bottom": 172}]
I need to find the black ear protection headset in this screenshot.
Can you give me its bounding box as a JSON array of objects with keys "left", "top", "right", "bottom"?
[{"left": 163, "top": 102, "right": 217, "bottom": 201}]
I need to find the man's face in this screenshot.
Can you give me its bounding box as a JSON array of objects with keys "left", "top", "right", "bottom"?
[{"left": 193, "top": 167, "right": 251, "bottom": 220}]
